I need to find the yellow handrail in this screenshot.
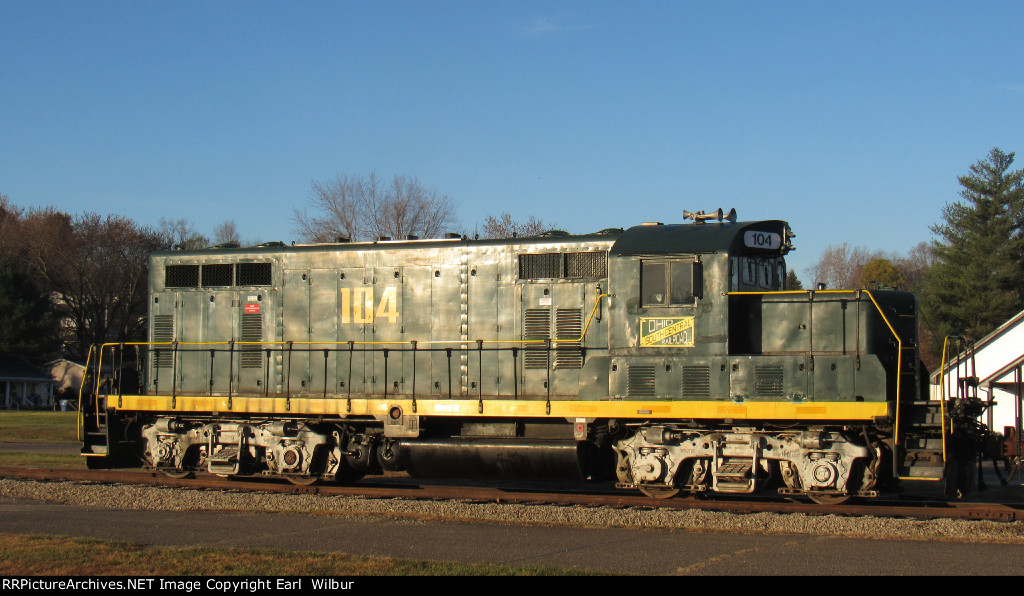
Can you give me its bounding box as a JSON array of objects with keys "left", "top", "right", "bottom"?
[
  {"left": 75, "top": 345, "right": 94, "bottom": 442},
  {"left": 93, "top": 292, "right": 613, "bottom": 392}
]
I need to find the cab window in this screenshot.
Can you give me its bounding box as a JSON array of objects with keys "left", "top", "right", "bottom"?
[
  {"left": 641, "top": 259, "right": 702, "bottom": 306},
  {"left": 732, "top": 256, "right": 786, "bottom": 291}
]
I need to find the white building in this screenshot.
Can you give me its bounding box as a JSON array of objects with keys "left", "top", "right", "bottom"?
[{"left": 930, "top": 310, "right": 1024, "bottom": 439}]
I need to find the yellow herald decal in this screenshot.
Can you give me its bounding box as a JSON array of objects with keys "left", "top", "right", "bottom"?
[
  {"left": 640, "top": 317, "right": 695, "bottom": 347},
  {"left": 340, "top": 287, "right": 399, "bottom": 323}
]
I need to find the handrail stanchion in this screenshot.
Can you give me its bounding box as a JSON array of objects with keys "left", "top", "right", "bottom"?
[{"left": 411, "top": 340, "right": 418, "bottom": 413}]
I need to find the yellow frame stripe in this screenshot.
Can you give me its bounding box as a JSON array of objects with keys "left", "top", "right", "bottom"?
[{"left": 105, "top": 394, "right": 890, "bottom": 421}]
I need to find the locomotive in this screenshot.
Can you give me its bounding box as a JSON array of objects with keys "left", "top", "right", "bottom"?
[{"left": 79, "top": 209, "right": 981, "bottom": 503}]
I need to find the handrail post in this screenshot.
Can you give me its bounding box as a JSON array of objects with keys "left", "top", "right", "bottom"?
[
  {"left": 209, "top": 347, "right": 216, "bottom": 396},
  {"left": 545, "top": 339, "right": 552, "bottom": 415},
  {"left": 263, "top": 348, "right": 271, "bottom": 397},
  {"left": 411, "top": 340, "right": 418, "bottom": 413},
  {"left": 475, "top": 342, "right": 483, "bottom": 415},
  {"left": 383, "top": 348, "right": 390, "bottom": 398},
  {"left": 346, "top": 341, "right": 354, "bottom": 413},
  {"left": 446, "top": 348, "right": 453, "bottom": 399},
  {"left": 171, "top": 340, "right": 179, "bottom": 409},
  {"left": 286, "top": 341, "right": 293, "bottom": 411},
  {"left": 512, "top": 347, "right": 519, "bottom": 400},
  {"left": 227, "top": 340, "right": 234, "bottom": 409},
  {"left": 323, "top": 348, "right": 330, "bottom": 399}
]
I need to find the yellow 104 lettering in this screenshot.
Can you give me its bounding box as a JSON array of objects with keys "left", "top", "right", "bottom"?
[{"left": 339, "top": 287, "right": 399, "bottom": 323}]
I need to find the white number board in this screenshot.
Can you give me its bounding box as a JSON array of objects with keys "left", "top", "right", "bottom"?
[{"left": 743, "top": 230, "right": 781, "bottom": 250}]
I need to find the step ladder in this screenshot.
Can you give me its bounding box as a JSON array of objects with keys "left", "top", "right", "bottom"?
[
  {"left": 207, "top": 448, "right": 243, "bottom": 475},
  {"left": 898, "top": 400, "right": 946, "bottom": 480},
  {"left": 712, "top": 457, "right": 756, "bottom": 492}
]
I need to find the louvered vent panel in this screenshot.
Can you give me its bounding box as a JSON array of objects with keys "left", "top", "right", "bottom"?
[
  {"left": 627, "top": 366, "right": 656, "bottom": 397},
  {"left": 523, "top": 308, "right": 550, "bottom": 369},
  {"left": 151, "top": 314, "right": 175, "bottom": 368},
  {"left": 554, "top": 308, "right": 583, "bottom": 369},
  {"left": 754, "top": 365, "right": 785, "bottom": 397},
  {"left": 680, "top": 366, "right": 710, "bottom": 398},
  {"left": 239, "top": 313, "right": 263, "bottom": 369}
]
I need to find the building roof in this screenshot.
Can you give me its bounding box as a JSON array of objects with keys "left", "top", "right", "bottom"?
[
  {"left": 0, "top": 356, "right": 53, "bottom": 382},
  {"left": 931, "top": 307, "right": 1024, "bottom": 385}
]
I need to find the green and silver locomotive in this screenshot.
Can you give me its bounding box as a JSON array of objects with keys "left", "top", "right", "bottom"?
[{"left": 80, "top": 209, "right": 969, "bottom": 503}]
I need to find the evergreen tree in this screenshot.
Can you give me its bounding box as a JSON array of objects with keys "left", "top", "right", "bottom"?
[
  {"left": 0, "top": 259, "right": 58, "bottom": 361},
  {"left": 784, "top": 270, "right": 804, "bottom": 290},
  {"left": 923, "top": 148, "right": 1024, "bottom": 343}
]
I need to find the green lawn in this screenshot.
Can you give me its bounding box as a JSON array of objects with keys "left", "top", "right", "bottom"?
[
  {"left": 0, "top": 411, "right": 79, "bottom": 444},
  {"left": 0, "top": 533, "right": 597, "bottom": 576}
]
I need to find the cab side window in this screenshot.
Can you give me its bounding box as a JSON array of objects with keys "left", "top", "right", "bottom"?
[
  {"left": 641, "top": 259, "right": 702, "bottom": 306},
  {"left": 732, "top": 256, "right": 786, "bottom": 291}
]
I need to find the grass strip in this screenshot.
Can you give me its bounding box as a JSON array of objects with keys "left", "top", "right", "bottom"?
[
  {"left": 0, "top": 533, "right": 595, "bottom": 576},
  {"left": 0, "top": 412, "right": 79, "bottom": 444}
]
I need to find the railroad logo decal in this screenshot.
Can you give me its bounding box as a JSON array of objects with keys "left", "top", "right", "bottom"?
[{"left": 639, "top": 317, "right": 695, "bottom": 347}]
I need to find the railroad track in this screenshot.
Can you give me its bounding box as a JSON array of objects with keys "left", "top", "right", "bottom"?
[{"left": 2, "top": 466, "right": 1022, "bottom": 522}]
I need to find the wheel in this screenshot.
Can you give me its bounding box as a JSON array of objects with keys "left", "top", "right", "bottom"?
[
  {"left": 160, "top": 468, "right": 194, "bottom": 479},
  {"left": 639, "top": 486, "right": 680, "bottom": 499},
  {"left": 806, "top": 492, "right": 852, "bottom": 506},
  {"left": 285, "top": 475, "right": 318, "bottom": 486}
]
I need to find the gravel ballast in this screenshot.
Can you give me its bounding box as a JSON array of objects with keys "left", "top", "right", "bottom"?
[{"left": 2, "top": 478, "right": 1024, "bottom": 544}]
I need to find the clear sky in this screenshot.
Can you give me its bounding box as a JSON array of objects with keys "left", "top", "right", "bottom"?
[{"left": 1, "top": 1, "right": 1021, "bottom": 279}]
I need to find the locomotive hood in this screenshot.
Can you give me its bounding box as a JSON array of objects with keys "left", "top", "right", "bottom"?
[{"left": 609, "top": 220, "right": 793, "bottom": 256}]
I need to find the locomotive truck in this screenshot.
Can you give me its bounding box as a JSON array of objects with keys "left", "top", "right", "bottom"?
[{"left": 79, "top": 209, "right": 985, "bottom": 503}]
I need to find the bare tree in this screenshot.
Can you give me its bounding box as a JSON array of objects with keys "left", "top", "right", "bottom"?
[
  {"left": 15, "top": 208, "right": 162, "bottom": 360},
  {"left": 213, "top": 220, "right": 240, "bottom": 246},
  {"left": 480, "top": 213, "right": 552, "bottom": 239},
  {"left": 293, "top": 173, "right": 458, "bottom": 242},
  {"left": 293, "top": 174, "right": 362, "bottom": 242},
  {"left": 158, "top": 218, "right": 209, "bottom": 250},
  {"left": 807, "top": 243, "right": 879, "bottom": 289}
]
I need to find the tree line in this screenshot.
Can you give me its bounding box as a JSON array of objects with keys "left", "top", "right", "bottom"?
[
  {"left": 1, "top": 151, "right": 1020, "bottom": 373},
  {"left": 0, "top": 174, "right": 553, "bottom": 366},
  {"left": 0, "top": 199, "right": 248, "bottom": 363},
  {"left": 805, "top": 147, "right": 1024, "bottom": 368}
]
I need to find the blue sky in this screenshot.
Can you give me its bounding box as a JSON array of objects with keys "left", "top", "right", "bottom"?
[{"left": 1, "top": 1, "right": 1021, "bottom": 279}]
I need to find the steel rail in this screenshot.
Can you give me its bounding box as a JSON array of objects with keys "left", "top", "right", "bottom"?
[{"left": 2, "top": 467, "right": 1021, "bottom": 523}]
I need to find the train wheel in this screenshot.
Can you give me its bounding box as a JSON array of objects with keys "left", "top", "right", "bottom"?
[
  {"left": 286, "top": 476, "right": 318, "bottom": 486},
  {"left": 160, "top": 468, "right": 194, "bottom": 479},
  {"left": 639, "top": 486, "right": 680, "bottom": 499},
  {"left": 806, "top": 492, "right": 852, "bottom": 506}
]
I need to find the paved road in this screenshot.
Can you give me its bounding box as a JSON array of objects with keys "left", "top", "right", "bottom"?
[{"left": 1, "top": 497, "right": 1022, "bottom": 575}]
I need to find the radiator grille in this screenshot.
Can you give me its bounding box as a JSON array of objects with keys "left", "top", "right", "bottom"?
[
  {"left": 165, "top": 262, "right": 272, "bottom": 288},
  {"left": 518, "top": 252, "right": 609, "bottom": 280},
  {"left": 236, "top": 262, "right": 272, "bottom": 286},
  {"left": 518, "top": 254, "right": 562, "bottom": 279},
  {"left": 201, "top": 263, "right": 233, "bottom": 287},
  {"left": 565, "top": 252, "right": 607, "bottom": 278},
  {"left": 165, "top": 265, "right": 199, "bottom": 288}
]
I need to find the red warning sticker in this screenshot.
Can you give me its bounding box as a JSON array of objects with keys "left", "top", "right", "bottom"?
[{"left": 244, "top": 303, "right": 260, "bottom": 314}]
